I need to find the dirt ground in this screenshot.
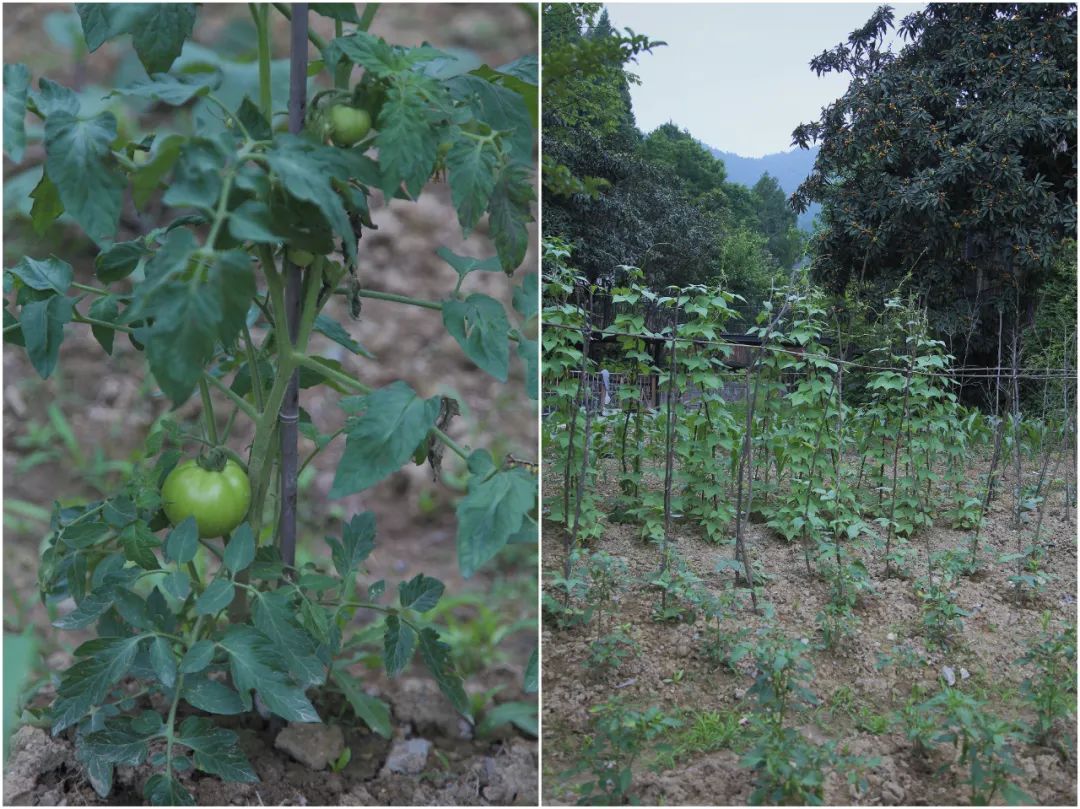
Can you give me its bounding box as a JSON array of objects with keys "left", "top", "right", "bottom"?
[
  {"left": 541, "top": 452, "right": 1078, "bottom": 806},
  {"left": 3, "top": 3, "right": 538, "bottom": 805}
]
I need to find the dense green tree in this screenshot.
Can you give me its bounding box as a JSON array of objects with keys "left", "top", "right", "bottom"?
[
  {"left": 641, "top": 123, "right": 728, "bottom": 199},
  {"left": 751, "top": 174, "right": 805, "bottom": 268},
  {"left": 792, "top": 4, "right": 1077, "bottom": 358}
]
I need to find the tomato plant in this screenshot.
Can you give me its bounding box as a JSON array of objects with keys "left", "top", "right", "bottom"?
[{"left": 4, "top": 3, "right": 538, "bottom": 804}]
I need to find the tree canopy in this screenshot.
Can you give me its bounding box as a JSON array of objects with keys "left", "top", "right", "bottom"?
[{"left": 793, "top": 3, "right": 1077, "bottom": 356}]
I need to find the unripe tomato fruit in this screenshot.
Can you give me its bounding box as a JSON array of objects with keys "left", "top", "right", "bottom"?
[
  {"left": 328, "top": 105, "right": 372, "bottom": 147},
  {"left": 161, "top": 459, "right": 251, "bottom": 538},
  {"left": 288, "top": 248, "right": 315, "bottom": 267}
]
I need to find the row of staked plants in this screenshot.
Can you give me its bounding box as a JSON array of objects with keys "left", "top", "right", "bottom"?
[
  {"left": 4, "top": 4, "right": 538, "bottom": 805},
  {"left": 541, "top": 239, "right": 1074, "bottom": 804}
]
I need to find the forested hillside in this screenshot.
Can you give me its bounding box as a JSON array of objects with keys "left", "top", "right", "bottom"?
[
  {"left": 709, "top": 146, "right": 821, "bottom": 232},
  {"left": 542, "top": 5, "right": 804, "bottom": 304}
]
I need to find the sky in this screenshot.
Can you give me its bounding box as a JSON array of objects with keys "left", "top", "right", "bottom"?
[{"left": 605, "top": 2, "right": 926, "bottom": 158}]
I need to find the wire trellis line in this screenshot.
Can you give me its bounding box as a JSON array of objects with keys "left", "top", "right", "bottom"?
[{"left": 541, "top": 321, "right": 1080, "bottom": 381}]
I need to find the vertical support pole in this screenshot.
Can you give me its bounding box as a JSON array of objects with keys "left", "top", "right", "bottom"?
[{"left": 279, "top": 3, "right": 309, "bottom": 574}]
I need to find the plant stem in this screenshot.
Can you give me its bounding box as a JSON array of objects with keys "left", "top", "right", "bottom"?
[
  {"left": 198, "top": 378, "right": 219, "bottom": 446},
  {"left": 242, "top": 323, "right": 266, "bottom": 411},
  {"left": 164, "top": 615, "right": 206, "bottom": 784},
  {"left": 252, "top": 4, "right": 273, "bottom": 121},
  {"left": 203, "top": 371, "right": 259, "bottom": 422},
  {"left": 358, "top": 3, "right": 380, "bottom": 31}
]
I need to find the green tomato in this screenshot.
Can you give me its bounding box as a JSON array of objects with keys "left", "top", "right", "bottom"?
[
  {"left": 288, "top": 248, "right": 315, "bottom": 267},
  {"left": 329, "top": 105, "right": 372, "bottom": 147},
  {"left": 161, "top": 459, "right": 251, "bottom": 539}
]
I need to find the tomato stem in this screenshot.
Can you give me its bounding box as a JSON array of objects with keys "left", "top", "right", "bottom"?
[
  {"left": 198, "top": 378, "right": 219, "bottom": 446},
  {"left": 203, "top": 372, "right": 259, "bottom": 422}
]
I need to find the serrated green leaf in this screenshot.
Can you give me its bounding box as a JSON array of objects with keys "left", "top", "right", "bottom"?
[
  {"left": 162, "top": 569, "right": 191, "bottom": 600},
  {"left": 223, "top": 523, "right": 255, "bottom": 574},
  {"left": 149, "top": 636, "right": 177, "bottom": 688},
  {"left": 178, "top": 640, "right": 215, "bottom": 674},
  {"left": 311, "top": 3, "right": 361, "bottom": 23},
  {"left": 162, "top": 138, "right": 223, "bottom": 210},
  {"left": 252, "top": 590, "right": 325, "bottom": 687},
  {"left": 228, "top": 200, "right": 280, "bottom": 243},
  {"left": 512, "top": 272, "right": 538, "bottom": 320},
  {"left": 164, "top": 517, "right": 198, "bottom": 564},
  {"left": 32, "top": 77, "right": 79, "bottom": 117},
  {"left": 95, "top": 240, "right": 150, "bottom": 284},
  {"left": 180, "top": 674, "right": 246, "bottom": 714},
  {"left": 4, "top": 63, "right": 30, "bottom": 163},
  {"left": 326, "top": 511, "right": 376, "bottom": 579},
  {"left": 113, "top": 587, "right": 155, "bottom": 630},
  {"left": 144, "top": 773, "right": 194, "bottom": 806},
  {"left": 383, "top": 614, "right": 417, "bottom": 677},
  {"left": 456, "top": 466, "right": 535, "bottom": 577},
  {"left": 442, "top": 293, "right": 511, "bottom": 381},
  {"left": 434, "top": 247, "right": 503, "bottom": 280},
  {"left": 133, "top": 133, "right": 184, "bottom": 207},
  {"left": 219, "top": 625, "right": 320, "bottom": 722},
  {"left": 43, "top": 109, "right": 124, "bottom": 244},
  {"left": 21, "top": 293, "right": 73, "bottom": 379},
  {"left": 51, "top": 635, "right": 144, "bottom": 733},
  {"left": 523, "top": 647, "right": 537, "bottom": 693},
  {"left": 8, "top": 256, "right": 73, "bottom": 294},
  {"left": 330, "top": 664, "right": 391, "bottom": 737},
  {"left": 398, "top": 574, "right": 444, "bottom": 613},
  {"left": 445, "top": 137, "right": 497, "bottom": 235},
  {"left": 177, "top": 716, "right": 258, "bottom": 782},
  {"left": 112, "top": 72, "right": 215, "bottom": 105},
  {"left": 477, "top": 700, "right": 537, "bottom": 737},
  {"left": 29, "top": 173, "right": 64, "bottom": 235},
  {"left": 486, "top": 160, "right": 534, "bottom": 272},
  {"left": 130, "top": 4, "right": 197, "bottom": 75},
  {"left": 235, "top": 97, "right": 271, "bottom": 141},
  {"left": 211, "top": 250, "right": 255, "bottom": 346},
  {"left": 330, "top": 382, "right": 441, "bottom": 497},
  {"left": 88, "top": 295, "right": 121, "bottom": 355},
  {"left": 195, "top": 578, "right": 235, "bottom": 616},
  {"left": 376, "top": 76, "right": 441, "bottom": 199},
  {"left": 119, "top": 522, "right": 159, "bottom": 570},
  {"left": 417, "top": 627, "right": 470, "bottom": 718},
  {"left": 145, "top": 282, "right": 222, "bottom": 403},
  {"left": 448, "top": 74, "right": 534, "bottom": 161},
  {"left": 314, "top": 314, "right": 373, "bottom": 358},
  {"left": 52, "top": 590, "right": 113, "bottom": 630}
]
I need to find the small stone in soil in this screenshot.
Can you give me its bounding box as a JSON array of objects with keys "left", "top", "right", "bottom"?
[
  {"left": 274, "top": 723, "right": 345, "bottom": 771},
  {"left": 382, "top": 738, "right": 433, "bottom": 775}
]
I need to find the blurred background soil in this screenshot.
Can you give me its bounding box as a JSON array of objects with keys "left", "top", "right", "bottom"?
[{"left": 2, "top": 3, "right": 539, "bottom": 804}]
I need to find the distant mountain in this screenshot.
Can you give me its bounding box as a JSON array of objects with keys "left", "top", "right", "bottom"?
[{"left": 710, "top": 146, "right": 821, "bottom": 232}]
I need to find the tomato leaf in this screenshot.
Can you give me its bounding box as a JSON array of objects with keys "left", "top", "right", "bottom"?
[
  {"left": 119, "top": 522, "right": 160, "bottom": 570},
  {"left": 327, "top": 511, "right": 376, "bottom": 578},
  {"left": 223, "top": 523, "right": 255, "bottom": 574},
  {"left": 180, "top": 674, "right": 246, "bottom": 715},
  {"left": 145, "top": 282, "right": 222, "bottom": 403},
  {"left": 162, "top": 138, "right": 224, "bottom": 210},
  {"left": 52, "top": 590, "right": 114, "bottom": 630},
  {"left": 43, "top": 110, "right": 124, "bottom": 245},
  {"left": 456, "top": 458, "right": 535, "bottom": 577},
  {"left": 176, "top": 716, "right": 258, "bottom": 783},
  {"left": 144, "top": 773, "right": 195, "bottom": 806},
  {"left": 382, "top": 614, "right": 416, "bottom": 677},
  {"left": 29, "top": 173, "right": 64, "bottom": 235},
  {"left": 524, "top": 648, "right": 538, "bottom": 693},
  {"left": 314, "top": 314, "right": 374, "bottom": 358},
  {"left": 7, "top": 256, "right": 73, "bottom": 294},
  {"left": 517, "top": 338, "right": 538, "bottom": 400},
  {"left": 164, "top": 517, "right": 198, "bottom": 564},
  {"left": 218, "top": 625, "right": 320, "bottom": 723},
  {"left": 132, "top": 133, "right": 184, "bottom": 207},
  {"left": 446, "top": 137, "right": 497, "bottom": 235},
  {"left": 398, "top": 574, "right": 444, "bottom": 613},
  {"left": 96, "top": 241, "right": 150, "bottom": 285},
  {"left": 112, "top": 72, "right": 216, "bottom": 105},
  {"left": 129, "top": 4, "right": 197, "bottom": 75},
  {"left": 435, "top": 247, "right": 503, "bottom": 281},
  {"left": 330, "top": 664, "right": 391, "bottom": 738},
  {"left": 149, "top": 636, "right": 177, "bottom": 688},
  {"left": 376, "top": 75, "right": 442, "bottom": 199},
  {"left": 4, "top": 63, "right": 30, "bottom": 163},
  {"left": 486, "top": 160, "right": 534, "bottom": 272},
  {"left": 417, "top": 627, "right": 470, "bottom": 719},
  {"left": 195, "top": 578, "right": 235, "bottom": 616},
  {"left": 442, "top": 293, "right": 511, "bottom": 382},
  {"left": 178, "top": 640, "right": 215, "bottom": 675},
  {"left": 251, "top": 590, "right": 325, "bottom": 687},
  {"left": 51, "top": 635, "right": 144, "bottom": 733},
  {"left": 330, "top": 382, "right": 441, "bottom": 497},
  {"left": 20, "top": 294, "right": 73, "bottom": 379}
]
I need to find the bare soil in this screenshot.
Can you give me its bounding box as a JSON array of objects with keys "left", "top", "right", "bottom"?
[
  {"left": 541, "top": 454, "right": 1078, "bottom": 806},
  {"left": 3, "top": 3, "right": 538, "bottom": 805}
]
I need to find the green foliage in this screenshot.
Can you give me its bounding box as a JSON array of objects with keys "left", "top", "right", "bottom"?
[
  {"left": 1016, "top": 612, "right": 1077, "bottom": 746},
  {"left": 5, "top": 7, "right": 537, "bottom": 803},
  {"left": 567, "top": 697, "right": 681, "bottom": 805},
  {"left": 793, "top": 4, "right": 1077, "bottom": 360},
  {"left": 585, "top": 624, "right": 639, "bottom": 673}
]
